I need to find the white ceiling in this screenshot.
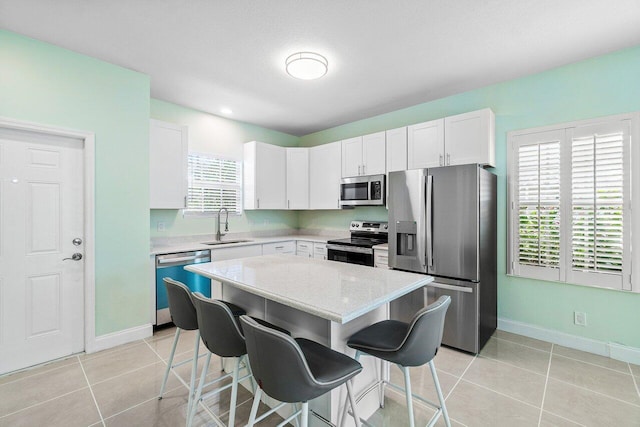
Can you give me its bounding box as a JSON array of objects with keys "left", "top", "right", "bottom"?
[{"left": 2, "top": 1, "right": 640, "bottom": 136}]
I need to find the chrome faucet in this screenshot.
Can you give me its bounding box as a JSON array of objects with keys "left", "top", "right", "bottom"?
[{"left": 216, "top": 207, "right": 229, "bottom": 241}]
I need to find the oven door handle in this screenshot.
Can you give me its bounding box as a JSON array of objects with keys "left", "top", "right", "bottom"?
[{"left": 326, "top": 244, "right": 374, "bottom": 255}]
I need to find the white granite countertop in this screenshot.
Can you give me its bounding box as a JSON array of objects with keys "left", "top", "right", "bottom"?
[
  {"left": 151, "top": 234, "right": 341, "bottom": 255},
  {"left": 186, "top": 254, "right": 432, "bottom": 324}
]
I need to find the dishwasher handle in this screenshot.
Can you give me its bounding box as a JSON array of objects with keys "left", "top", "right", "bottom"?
[{"left": 156, "top": 251, "right": 211, "bottom": 267}]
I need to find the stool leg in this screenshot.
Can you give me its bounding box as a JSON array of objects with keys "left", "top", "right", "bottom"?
[
  {"left": 186, "top": 331, "right": 200, "bottom": 421},
  {"left": 379, "top": 358, "right": 386, "bottom": 408},
  {"left": 159, "top": 328, "right": 181, "bottom": 399},
  {"left": 429, "top": 360, "right": 451, "bottom": 427},
  {"left": 247, "top": 387, "right": 262, "bottom": 427},
  {"left": 187, "top": 352, "right": 211, "bottom": 427},
  {"left": 401, "top": 365, "right": 415, "bottom": 427},
  {"left": 301, "top": 401, "right": 309, "bottom": 427},
  {"left": 292, "top": 403, "right": 300, "bottom": 427},
  {"left": 346, "top": 379, "right": 362, "bottom": 427},
  {"left": 228, "top": 357, "right": 241, "bottom": 427}
]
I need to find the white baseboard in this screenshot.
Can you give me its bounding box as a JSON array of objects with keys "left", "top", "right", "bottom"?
[
  {"left": 498, "top": 318, "right": 640, "bottom": 365},
  {"left": 86, "top": 323, "right": 153, "bottom": 354}
]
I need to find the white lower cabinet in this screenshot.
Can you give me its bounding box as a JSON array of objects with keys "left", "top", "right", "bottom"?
[
  {"left": 296, "top": 241, "right": 313, "bottom": 257},
  {"left": 374, "top": 248, "right": 390, "bottom": 269},
  {"left": 262, "top": 241, "right": 296, "bottom": 255},
  {"left": 313, "top": 243, "right": 327, "bottom": 260}
]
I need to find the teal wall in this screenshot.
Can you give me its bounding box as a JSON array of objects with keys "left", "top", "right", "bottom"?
[
  {"left": 299, "top": 46, "right": 640, "bottom": 348},
  {"left": 149, "top": 99, "right": 299, "bottom": 238},
  {"left": 0, "top": 30, "right": 151, "bottom": 336}
]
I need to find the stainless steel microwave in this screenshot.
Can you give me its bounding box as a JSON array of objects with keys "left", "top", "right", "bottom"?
[{"left": 339, "top": 174, "right": 385, "bottom": 207}]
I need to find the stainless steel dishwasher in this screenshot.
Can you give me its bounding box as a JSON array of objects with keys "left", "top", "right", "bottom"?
[{"left": 155, "top": 250, "right": 211, "bottom": 326}]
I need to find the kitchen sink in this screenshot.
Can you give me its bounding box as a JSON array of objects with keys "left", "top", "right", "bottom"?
[{"left": 201, "top": 239, "right": 253, "bottom": 246}]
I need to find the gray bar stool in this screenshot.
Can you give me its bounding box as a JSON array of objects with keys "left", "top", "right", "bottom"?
[
  {"left": 158, "top": 278, "right": 245, "bottom": 423},
  {"left": 189, "top": 292, "right": 291, "bottom": 427},
  {"left": 240, "top": 315, "right": 363, "bottom": 427},
  {"left": 342, "top": 295, "right": 452, "bottom": 427}
]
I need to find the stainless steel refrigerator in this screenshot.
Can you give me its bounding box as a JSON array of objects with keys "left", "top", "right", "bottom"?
[{"left": 388, "top": 164, "right": 496, "bottom": 353}]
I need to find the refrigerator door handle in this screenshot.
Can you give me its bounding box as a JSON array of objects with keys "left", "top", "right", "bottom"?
[
  {"left": 428, "top": 282, "right": 474, "bottom": 293},
  {"left": 426, "top": 174, "right": 434, "bottom": 269},
  {"left": 418, "top": 174, "right": 426, "bottom": 270}
]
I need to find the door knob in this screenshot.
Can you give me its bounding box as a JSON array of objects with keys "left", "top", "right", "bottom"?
[
  {"left": 72, "top": 238, "right": 83, "bottom": 246},
  {"left": 63, "top": 253, "right": 83, "bottom": 261}
]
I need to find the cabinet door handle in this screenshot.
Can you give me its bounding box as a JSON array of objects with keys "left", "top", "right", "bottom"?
[
  {"left": 288, "top": 200, "right": 290, "bottom": 209},
  {"left": 362, "top": 164, "right": 366, "bottom": 175},
  {"left": 257, "top": 198, "right": 260, "bottom": 209},
  {"left": 275, "top": 246, "right": 284, "bottom": 250},
  {"left": 447, "top": 153, "right": 450, "bottom": 165},
  {"left": 358, "top": 165, "right": 361, "bottom": 175},
  {"left": 439, "top": 154, "right": 443, "bottom": 166}
]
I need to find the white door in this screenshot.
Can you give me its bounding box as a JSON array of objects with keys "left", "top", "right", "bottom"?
[
  {"left": 286, "top": 148, "right": 309, "bottom": 209},
  {"left": 445, "top": 108, "right": 495, "bottom": 167},
  {"left": 386, "top": 127, "right": 408, "bottom": 173},
  {"left": 362, "top": 131, "right": 386, "bottom": 175},
  {"left": 341, "top": 137, "right": 362, "bottom": 177},
  {"left": 407, "top": 118, "right": 445, "bottom": 169},
  {"left": 0, "top": 130, "right": 84, "bottom": 375},
  {"left": 309, "top": 141, "right": 341, "bottom": 210},
  {"left": 255, "top": 142, "right": 286, "bottom": 209}
]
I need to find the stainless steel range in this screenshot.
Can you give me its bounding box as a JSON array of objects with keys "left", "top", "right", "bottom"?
[{"left": 326, "top": 221, "right": 388, "bottom": 266}]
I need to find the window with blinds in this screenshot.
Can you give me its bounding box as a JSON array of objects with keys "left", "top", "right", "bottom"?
[
  {"left": 571, "top": 132, "right": 624, "bottom": 274},
  {"left": 186, "top": 152, "right": 242, "bottom": 215},
  {"left": 517, "top": 141, "right": 561, "bottom": 268},
  {"left": 508, "top": 115, "right": 631, "bottom": 291}
]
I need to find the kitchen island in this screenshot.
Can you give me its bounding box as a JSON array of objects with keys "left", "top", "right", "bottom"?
[{"left": 186, "top": 254, "right": 433, "bottom": 427}]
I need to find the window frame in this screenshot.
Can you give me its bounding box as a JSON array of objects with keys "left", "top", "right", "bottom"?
[
  {"left": 183, "top": 151, "right": 243, "bottom": 217},
  {"left": 507, "top": 113, "right": 635, "bottom": 292}
]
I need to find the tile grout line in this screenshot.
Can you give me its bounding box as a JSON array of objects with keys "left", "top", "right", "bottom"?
[
  {"left": 443, "top": 353, "right": 477, "bottom": 401},
  {"left": 0, "top": 356, "right": 80, "bottom": 387},
  {"left": 460, "top": 377, "right": 544, "bottom": 412},
  {"left": 100, "top": 383, "right": 186, "bottom": 423},
  {"left": 497, "top": 334, "right": 633, "bottom": 375},
  {"left": 552, "top": 352, "right": 635, "bottom": 376},
  {"left": 545, "top": 375, "right": 640, "bottom": 409},
  {"left": 0, "top": 385, "right": 90, "bottom": 420},
  {"left": 384, "top": 387, "right": 470, "bottom": 427},
  {"left": 78, "top": 354, "right": 106, "bottom": 426},
  {"left": 494, "top": 335, "right": 553, "bottom": 354},
  {"left": 477, "top": 353, "right": 549, "bottom": 377},
  {"left": 537, "top": 342, "right": 554, "bottom": 427},
  {"left": 541, "top": 409, "right": 588, "bottom": 427},
  {"left": 629, "top": 363, "right": 640, "bottom": 398}
]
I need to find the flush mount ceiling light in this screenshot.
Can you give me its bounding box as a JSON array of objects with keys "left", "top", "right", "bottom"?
[{"left": 285, "top": 52, "right": 328, "bottom": 80}]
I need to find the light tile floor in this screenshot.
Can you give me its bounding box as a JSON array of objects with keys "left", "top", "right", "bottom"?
[{"left": 1, "top": 328, "right": 639, "bottom": 426}]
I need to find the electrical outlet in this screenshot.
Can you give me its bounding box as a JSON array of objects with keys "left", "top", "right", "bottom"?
[
  {"left": 157, "top": 221, "right": 166, "bottom": 232},
  {"left": 574, "top": 311, "right": 587, "bottom": 326}
]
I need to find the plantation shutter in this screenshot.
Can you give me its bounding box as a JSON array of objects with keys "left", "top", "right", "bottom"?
[
  {"left": 186, "top": 153, "right": 242, "bottom": 214},
  {"left": 513, "top": 130, "right": 562, "bottom": 281},
  {"left": 568, "top": 121, "right": 629, "bottom": 288}
]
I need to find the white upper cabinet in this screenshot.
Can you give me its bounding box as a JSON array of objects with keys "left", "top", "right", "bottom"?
[
  {"left": 243, "top": 141, "right": 286, "bottom": 210},
  {"left": 444, "top": 108, "right": 495, "bottom": 167},
  {"left": 341, "top": 136, "right": 363, "bottom": 177},
  {"left": 149, "top": 119, "right": 188, "bottom": 209},
  {"left": 341, "top": 132, "right": 386, "bottom": 177},
  {"left": 407, "top": 109, "right": 495, "bottom": 169},
  {"left": 386, "top": 127, "right": 408, "bottom": 172},
  {"left": 407, "top": 118, "right": 445, "bottom": 169},
  {"left": 310, "top": 141, "right": 342, "bottom": 210},
  {"left": 362, "top": 131, "right": 386, "bottom": 175},
  {"left": 286, "top": 148, "right": 309, "bottom": 209}
]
